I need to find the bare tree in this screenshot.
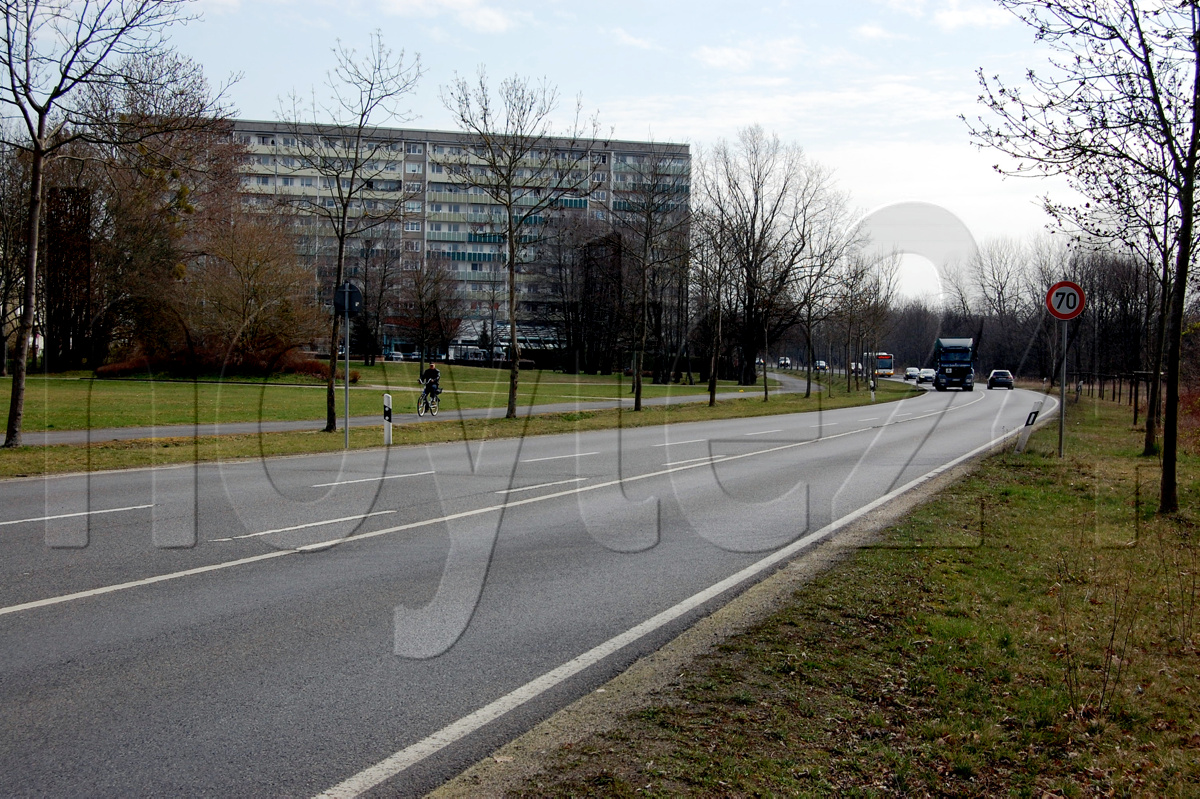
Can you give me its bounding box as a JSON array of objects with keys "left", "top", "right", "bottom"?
[
  {"left": 440, "top": 69, "right": 601, "bottom": 418},
  {"left": 611, "top": 142, "right": 690, "bottom": 409},
  {"left": 0, "top": 0, "right": 230, "bottom": 447},
  {"left": 699, "top": 126, "right": 828, "bottom": 387},
  {"left": 690, "top": 208, "right": 732, "bottom": 405},
  {"left": 794, "top": 187, "right": 859, "bottom": 397},
  {"left": 187, "top": 211, "right": 320, "bottom": 370},
  {"left": 395, "top": 254, "right": 464, "bottom": 368},
  {"left": 965, "top": 0, "right": 1200, "bottom": 512},
  {"left": 0, "top": 136, "right": 27, "bottom": 378},
  {"left": 279, "top": 31, "right": 423, "bottom": 433}
]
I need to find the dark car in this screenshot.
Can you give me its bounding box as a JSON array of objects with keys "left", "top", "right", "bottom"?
[
  {"left": 918, "top": 368, "right": 936, "bottom": 384},
  {"left": 987, "top": 369, "right": 1014, "bottom": 390},
  {"left": 904, "top": 367, "right": 920, "bottom": 381}
]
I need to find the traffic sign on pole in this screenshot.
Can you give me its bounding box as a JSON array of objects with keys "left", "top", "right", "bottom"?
[
  {"left": 1046, "top": 280, "right": 1085, "bottom": 457},
  {"left": 1046, "top": 280, "right": 1085, "bottom": 321}
]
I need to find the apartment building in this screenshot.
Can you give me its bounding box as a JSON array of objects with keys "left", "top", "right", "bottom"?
[{"left": 233, "top": 119, "right": 689, "bottom": 357}]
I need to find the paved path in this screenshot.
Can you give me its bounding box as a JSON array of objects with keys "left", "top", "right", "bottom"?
[{"left": 16, "top": 372, "right": 820, "bottom": 446}]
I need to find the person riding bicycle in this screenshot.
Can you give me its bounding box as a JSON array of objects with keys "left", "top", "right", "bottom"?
[{"left": 419, "top": 363, "right": 441, "bottom": 402}]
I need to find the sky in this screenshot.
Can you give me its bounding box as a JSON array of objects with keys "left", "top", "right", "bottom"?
[{"left": 171, "top": 0, "right": 1072, "bottom": 298}]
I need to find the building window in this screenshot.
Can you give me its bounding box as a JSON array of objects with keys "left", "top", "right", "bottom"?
[
  {"left": 404, "top": 240, "right": 422, "bottom": 252},
  {"left": 406, "top": 143, "right": 423, "bottom": 154},
  {"left": 281, "top": 137, "right": 295, "bottom": 147},
  {"left": 594, "top": 210, "right": 606, "bottom": 220},
  {"left": 430, "top": 163, "right": 444, "bottom": 173},
  {"left": 405, "top": 201, "right": 422, "bottom": 212},
  {"left": 405, "top": 181, "right": 423, "bottom": 192},
  {"left": 592, "top": 153, "right": 608, "bottom": 164},
  {"left": 258, "top": 135, "right": 275, "bottom": 146},
  {"left": 256, "top": 176, "right": 270, "bottom": 186},
  {"left": 405, "top": 221, "right": 421, "bottom": 231},
  {"left": 281, "top": 177, "right": 295, "bottom": 187},
  {"left": 591, "top": 172, "right": 606, "bottom": 182},
  {"left": 406, "top": 162, "right": 423, "bottom": 174},
  {"left": 301, "top": 177, "right": 315, "bottom": 187},
  {"left": 594, "top": 190, "right": 607, "bottom": 201}
]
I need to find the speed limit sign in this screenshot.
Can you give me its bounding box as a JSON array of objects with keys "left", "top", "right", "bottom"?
[{"left": 1046, "top": 280, "right": 1086, "bottom": 321}]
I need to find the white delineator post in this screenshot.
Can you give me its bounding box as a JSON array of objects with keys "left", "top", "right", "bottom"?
[{"left": 383, "top": 393, "right": 393, "bottom": 446}]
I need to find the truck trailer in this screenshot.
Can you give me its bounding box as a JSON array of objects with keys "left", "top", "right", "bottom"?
[{"left": 933, "top": 337, "right": 975, "bottom": 391}]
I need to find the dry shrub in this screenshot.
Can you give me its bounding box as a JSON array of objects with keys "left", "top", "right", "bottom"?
[{"left": 1178, "top": 390, "right": 1200, "bottom": 454}]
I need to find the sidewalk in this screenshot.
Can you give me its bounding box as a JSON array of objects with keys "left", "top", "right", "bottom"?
[{"left": 17, "top": 372, "right": 819, "bottom": 446}]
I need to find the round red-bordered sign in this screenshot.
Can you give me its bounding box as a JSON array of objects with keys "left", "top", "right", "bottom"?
[{"left": 1046, "top": 280, "right": 1086, "bottom": 321}]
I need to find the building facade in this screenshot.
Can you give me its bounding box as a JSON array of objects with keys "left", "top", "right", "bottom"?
[{"left": 233, "top": 119, "right": 689, "bottom": 359}]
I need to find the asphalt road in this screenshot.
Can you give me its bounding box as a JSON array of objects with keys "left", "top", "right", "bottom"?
[{"left": 0, "top": 385, "right": 1049, "bottom": 797}]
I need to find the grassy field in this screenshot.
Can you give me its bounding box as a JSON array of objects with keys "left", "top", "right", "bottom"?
[
  {"left": 0, "top": 364, "right": 755, "bottom": 432},
  {"left": 493, "top": 398, "right": 1200, "bottom": 796},
  {"left": 0, "top": 376, "right": 916, "bottom": 478}
]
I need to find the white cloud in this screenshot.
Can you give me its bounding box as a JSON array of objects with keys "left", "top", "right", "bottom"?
[
  {"left": 931, "top": 0, "right": 1010, "bottom": 31},
  {"left": 876, "top": 0, "right": 927, "bottom": 17},
  {"left": 692, "top": 37, "right": 805, "bottom": 72},
  {"left": 380, "top": 0, "right": 516, "bottom": 34},
  {"left": 854, "top": 23, "right": 906, "bottom": 41},
  {"left": 693, "top": 45, "right": 756, "bottom": 71},
  {"left": 610, "top": 27, "right": 655, "bottom": 50}
]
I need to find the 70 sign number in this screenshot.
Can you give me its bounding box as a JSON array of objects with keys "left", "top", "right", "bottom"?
[{"left": 1046, "top": 280, "right": 1086, "bottom": 321}]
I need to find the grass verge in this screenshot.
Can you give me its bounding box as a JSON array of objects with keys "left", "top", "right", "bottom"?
[
  {"left": 495, "top": 398, "right": 1200, "bottom": 796},
  {"left": 0, "top": 365, "right": 754, "bottom": 432},
  {"left": 0, "top": 378, "right": 914, "bottom": 478}
]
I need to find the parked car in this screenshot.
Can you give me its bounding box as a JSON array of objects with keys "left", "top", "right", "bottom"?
[
  {"left": 987, "top": 369, "right": 1014, "bottom": 389},
  {"left": 918, "top": 368, "right": 936, "bottom": 384},
  {"left": 384, "top": 351, "right": 404, "bottom": 362},
  {"left": 904, "top": 366, "right": 920, "bottom": 381}
]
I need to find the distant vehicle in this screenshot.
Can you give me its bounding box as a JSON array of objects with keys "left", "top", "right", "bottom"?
[
  {"left": 987, "top": 369, "right": 1014, "bottom": 390},
  {"left": 384, "top": 351, "right": 404, "bottom": 362},
  {"left": 777, "top": 356, "right": 791, "bottom": 369},
  {"left": 904, "top": 367, "right": 920, "bottom": 381},
  {"left": 863, "top": 352, "right": 894, "bottom": 377},
  {"left": 933, "top": 337, "right": 975, "bottom": 392},
  {"left": 850, "top": 362, "right": 864, "bottom": 375},
  {"left": 814, "top": 360, "right": 828, "bottom": 372},
  {"left": 918, "top": 368, "right": 936, "bottom": 384}
]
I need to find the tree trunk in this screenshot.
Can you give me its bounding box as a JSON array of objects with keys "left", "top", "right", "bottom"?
[
  {"left": 506, "top": 221, "right": 520, "bottom": 420},
  {"left": 1143, "top": 255, "right": 1169, "bottom": 456},
  {"left": 3, "top": 144, "right": 44, "bottom": 448},
  {"left": 325, "top": 234, "right": 347, "bottom": 433},
  {"left": 1159, "top": 192, "right": 1193, "bottom": 512}
]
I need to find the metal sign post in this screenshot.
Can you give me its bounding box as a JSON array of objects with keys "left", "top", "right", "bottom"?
[
  {"left": 333, "top": 282, "right": 363, "bottom": 449},
  {"left": 1046, "top": 280, "right": 1086, "bottom": 458},
  {"left": 383, "top": 393, "right": 392, "bottom": 446}
]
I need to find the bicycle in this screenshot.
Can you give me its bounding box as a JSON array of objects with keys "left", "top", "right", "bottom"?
[{"left": 417, "top": 384, "right": 440, "bottom": 416}]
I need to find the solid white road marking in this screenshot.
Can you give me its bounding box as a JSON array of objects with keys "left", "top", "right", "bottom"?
[
  {"left": 858, "top": 417, "right": 879, "bottom": 422},
  {"left": 0, "top": 504, "right": 153, "bottom": 527},
  {"left": 211, "top": 511, "right": 396, "bottom": 542},
  {"left": 311, "top": 418, "right": 1037, "bottom": 799},
  {"left": 495, "top": 478, "right": 588, "bottom": 495},
  {"left": 662, "top": 455, "right": 718, "bottom": 467},
  {"left": 743, "top": 429, "right": 782, "bottom": 436},
  {"left": 651, "top": 439, "right": 706, "bottom": 447},
  {"left": 520, "top": 451, "right": 599, "bottom": 463},
  {"left": 312, "top": 471, "right": 434, "bottom": 488}
]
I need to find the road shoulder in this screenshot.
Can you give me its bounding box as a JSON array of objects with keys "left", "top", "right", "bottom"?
[{"left": 428, "top": 453, "right": 984, "bottom": 798}]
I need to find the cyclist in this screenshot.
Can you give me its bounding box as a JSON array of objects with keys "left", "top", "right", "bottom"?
[{"left": 419, "top": 362, "right": 441, "bottom": 404}]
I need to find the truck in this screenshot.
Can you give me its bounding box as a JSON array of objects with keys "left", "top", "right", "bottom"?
[{"left": 933, "top": 337, "right": 975, "bottom": 391}]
